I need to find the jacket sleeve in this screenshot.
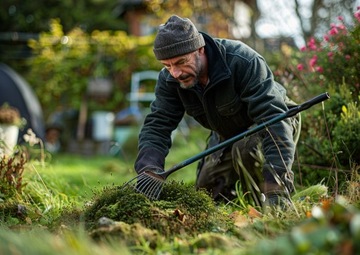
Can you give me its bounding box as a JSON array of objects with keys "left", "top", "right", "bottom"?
[
  {"left": 134, "top": 70, "right": 185, "bottom": 173},
  {"left": 239, "top": 56, "right": 296, "bottom": 193},
  {"left": 134, "top": 147, "right": 166, "bottom": 174}
]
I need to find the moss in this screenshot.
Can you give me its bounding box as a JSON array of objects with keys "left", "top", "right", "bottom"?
[
  {"left": 190, "top": 232, "right": 242, "bottom": 250},
  {"left": 83, "top": 180, "right": 231, "bottom": 237},
  {"left": 89, "top": 221, "right": 161, "bottom": 249},
  {"left": 83, "top": 185, "right": 152, "bottom": 229}
]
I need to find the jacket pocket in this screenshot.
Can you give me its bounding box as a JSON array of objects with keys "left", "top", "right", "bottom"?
[
  {"left": 217, "top": 96, "right": 242, "bottom": 116},
  {"left": 216, "top": 96, "right": 251, "bottom": 128},
  {"left": 185, "top": 104, "right": 210, "bottom": 129}
]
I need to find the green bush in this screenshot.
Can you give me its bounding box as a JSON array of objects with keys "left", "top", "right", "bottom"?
[
  {"left": 290, "top": 8, "right": 360, "bottom": 96},
  {"left": 268, "top": 8, "right": 360, "bottom": 189},
  {"left": 25, "top": 19, "right": 162, "bottom": 119},
  {"left": 293, "top": 9, "right": 360, "bottom": 189},
  {"left": 331, "top": 97, "right": 360, "bottom": 165}
]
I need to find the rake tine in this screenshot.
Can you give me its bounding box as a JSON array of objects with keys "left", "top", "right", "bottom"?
[
  {"left": 153, "top": 180, "right": 164, "bottom": 200},
  {"left": 120, "top": 173, "right": 163, "bottom": 200},
  {"left": 122, "top": 173, "right": 149, "bottom": 193},
  {"left": 135, "top": 174, "right": 151, "bottom": 191},
  {"left": 134, "top": 174, "right": 160, "bottom": 198},
  {"left": 143, "top": 178, "right": 164, "bottom": 200},
  {"left": 137, "top": 176, "right": 160, "bottom": 199},
  {"left": 122, "top": 174, "right": 139, "bottom": 189}
]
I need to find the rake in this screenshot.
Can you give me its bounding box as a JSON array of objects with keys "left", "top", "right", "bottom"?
[{"left": 123, "top": 92, "right": 330, "bottom": 200}]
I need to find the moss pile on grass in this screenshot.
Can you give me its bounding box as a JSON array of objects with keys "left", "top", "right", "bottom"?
[{"left": 83, "top": 180, "right": 231, "bottom": 237}]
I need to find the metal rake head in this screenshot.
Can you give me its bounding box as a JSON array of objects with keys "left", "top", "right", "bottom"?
[{"left": 122, "top": 171, "right": 165, "bottom": 200}]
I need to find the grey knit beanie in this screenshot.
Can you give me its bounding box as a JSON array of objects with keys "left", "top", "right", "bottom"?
[{"left": 153, "top": 15, "right": 205, "bottom": 60}]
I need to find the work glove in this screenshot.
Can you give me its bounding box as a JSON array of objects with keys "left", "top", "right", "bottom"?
[
  {"left": 134, "top": 147, "right": 165, "bottom": 174},
  {"left": 137, "top": 165, "right": 164, "bottom": 175},
  {"left": 134, "top": 147, "right": 165, "bottom": 198}
]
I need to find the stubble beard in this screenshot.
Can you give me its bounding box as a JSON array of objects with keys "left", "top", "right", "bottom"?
[
  {"left": 179, "top": 78, "right": 198, "bottom": 89},
  {"left": 179, "top": 53, "right": 202, "bottom": 89}
]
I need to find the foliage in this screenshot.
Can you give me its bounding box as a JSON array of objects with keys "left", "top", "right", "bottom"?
[
  {"left": 0, "top": 151, "right": 27, "bottom": 198},
  {"left": 294, "top": 11, "right": 360, "bottom": 97},
  {"left": 0, "top": 140, "right": 359, "bottom": 254},
  {"left": 145, "top": 0, "right": 235, "bottom": 38},
  {"left": 0, "top": 103, "right": 26, "bottom": 127},
  {"left": 246, "top": 197, "right": 360, "bottom": 255},
  {"left": 345, "top": 166, "right": 360, "bottom": 207},
  {"left": 0, "top": 0, "right": 127, "bottom": 33},
  {"left": 330, "top": 95, "right": 360, "bottom": 165},
  {"left": 269, "top": 7, "right": 360, "bottom": 189},
  {"left": 0, "top": 228, "right": 131, "bottom": 255},
  {"left": 25, "top": 19, "right": 162, "bottom": 118}
]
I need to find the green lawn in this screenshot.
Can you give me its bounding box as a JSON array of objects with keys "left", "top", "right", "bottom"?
[{"left": 24, "top": 125, "right": 209, "bottom": 204}]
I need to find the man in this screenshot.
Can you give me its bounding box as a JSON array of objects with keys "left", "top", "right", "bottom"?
[{"left": 134, "top": 15, "right": 300, "bottom": 207}]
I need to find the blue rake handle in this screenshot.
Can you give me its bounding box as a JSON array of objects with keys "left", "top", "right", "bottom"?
[{"left": 158, "top": 92, "right": 330, "bottom": 179}]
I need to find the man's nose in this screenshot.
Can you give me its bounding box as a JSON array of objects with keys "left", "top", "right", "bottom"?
[{"left": 171, "top": 66, "right": 182, "bottom": 78}]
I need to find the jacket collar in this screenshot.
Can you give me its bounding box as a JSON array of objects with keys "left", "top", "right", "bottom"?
[{"left": 201, "top": 32, "right": 231, "bottom": 84}]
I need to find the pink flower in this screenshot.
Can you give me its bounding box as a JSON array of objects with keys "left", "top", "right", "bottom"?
[
  {"left": 309, "top": 55, "right": 318, "bottom": 67},
  {"left": 324, "top": 35, "right": 330, "bottom": 42},
  {"left": 297, "top": 64, "right": 304, "bottom": 71},
  {"left": 300, "top": 46, "right": 307, "bottom": 52},
  {"left": 337, "top": 24, "right": 345, "bottom": 30},
  {"left": 345, "top": 55, "right": 351, "bottom": 60},
  {"left": 355, "top": 11, "right": 360, "bottom": 22},
  {"left": 329, "top": 27, "right": 339, "bottom": 35},
  {"left": 327, "top": 52, "right": 334, "bottom": 57},
  {"left": 315, "top": 66, "right": 324, "bottom": 73},
  {"left": 307, "top": 37, "right": 317, "bottom": 50},
  {"left": 338, "top": 16, "right": 344, "bottom": 21}
]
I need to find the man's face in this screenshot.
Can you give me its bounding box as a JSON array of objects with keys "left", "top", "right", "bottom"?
[{"left": 160, "top": 49, "right": 202, "bottom": 89}]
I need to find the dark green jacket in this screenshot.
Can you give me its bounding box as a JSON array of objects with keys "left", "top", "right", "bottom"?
[{"left": 135, "top": 33, "right": 296, "bottom": 184}]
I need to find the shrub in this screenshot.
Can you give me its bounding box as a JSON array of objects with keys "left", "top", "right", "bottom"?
[
  {"left": 0, "top": 151, "right": 27, "bottom": 198},
  {"left": 271, "top": 7, "right": 360, "bottom": 189},
  {"left": 25, "top": 19, "right": 162, "bottom": 119}
]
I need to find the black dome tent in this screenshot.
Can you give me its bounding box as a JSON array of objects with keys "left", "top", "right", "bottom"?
[{"left": 0, "top": 63, "right": 45, "bottom": 143}]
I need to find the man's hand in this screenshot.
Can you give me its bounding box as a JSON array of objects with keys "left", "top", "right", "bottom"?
[{"left": 137, "top": 165, "right": 164, "bottom": 175}]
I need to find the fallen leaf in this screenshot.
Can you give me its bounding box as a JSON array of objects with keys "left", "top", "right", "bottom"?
[
  {"left": 248, "top": 206, "right": 262, "bottom": 218},
  {"left": 306, "top": 211, "right": 312, "bottom": 218},
  {"left": 229, "top": 211, "right": 248, "bottom": 228},
  {"left": 174, "top": 209, "right": 186, "bottom": 222},
  {"left": 321, "top": 198, "right": 333, "bottom": 212}
]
